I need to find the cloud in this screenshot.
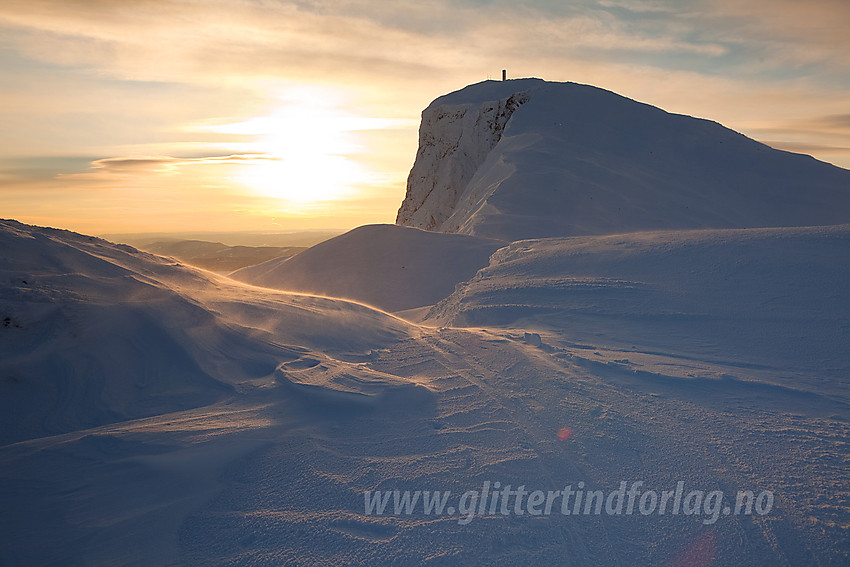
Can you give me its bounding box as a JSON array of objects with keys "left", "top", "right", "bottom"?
[
  {"left": 747, "top": 113, "right": 850, "bottom": 144},
  {"left": 89, "top": 156, "right": 180, "bottom": 174},
  {"left": 760, "top": 140, "right": 850, "bottom": 155},
  {"left": 72, "top": 153, "right": 276, "bottom": 177},
  {"left": 691, "top": 0, "right": 850, "bottom": 72},
  {"left": 0, "top": 1, "right": 760, "bottom": 88},
  {"left": 2, "top": 1, "right": 846, "bottom": 127},
  {"left": 742, "top": 111, "right": 850, "bottom": 168},
  {"left": 2, "top": 0, "right": 849, "bottom": 232},
  {"left": 0, "top": 0, "right": 453, "bottom": 88},
  {"left": 802, "top": 114, "right": 850, "bottom": 133}
]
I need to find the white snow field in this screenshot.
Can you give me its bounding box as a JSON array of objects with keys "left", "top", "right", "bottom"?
[
  {"left": 2, "top": 79, "right": 850, "bottom": 566},
  {"left": 231, "top": 224, "right": 502, "bottom": 312}
]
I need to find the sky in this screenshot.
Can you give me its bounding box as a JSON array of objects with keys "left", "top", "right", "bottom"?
[{"left": 1, "top": 0, "right": 849, "bottom": 235}]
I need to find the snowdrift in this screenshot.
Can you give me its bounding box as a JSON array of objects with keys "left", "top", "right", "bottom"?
[
  {"left": 231, "top": 224, "right": 502, "bottom": 312},
  {"left": 398, "top": 79, "right": 850, "bottom": 241},
  {"left": 427, "top": 224, "right": 850, "bottom": 384},
  {"left": 0, "top": 219, "right": 416, "bottom": 445}
]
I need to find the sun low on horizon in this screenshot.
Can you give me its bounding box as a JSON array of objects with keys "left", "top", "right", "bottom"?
[
  {"left": 1, "top": 0, "right": 849, "bottom": 237},
  {"left": 1, "top": 77, "right": 423, "bottom": 236},
  {"left": 193, "top": 88, "right": 407, "bottom": 206}
]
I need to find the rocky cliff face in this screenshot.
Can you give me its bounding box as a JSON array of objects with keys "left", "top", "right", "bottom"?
[
  {"left": 396, "top": 79, "right": 850, "bottom": 242},
  {"left": 395, "top": 83, "right": 530, "bottom": 231}
]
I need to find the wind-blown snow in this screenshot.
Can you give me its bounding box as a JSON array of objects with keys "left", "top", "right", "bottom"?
[
  {"left": 0, "top": 219, "right": 416, "bottom": 445},
  {"left": 397, "top": 79, "right": 850, "bottom": 241},
  {"left": 427, "top": 224, "right": 850, "bottom": 392}
]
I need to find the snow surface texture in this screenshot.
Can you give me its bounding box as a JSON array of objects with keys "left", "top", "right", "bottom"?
[
  {"left": 427, "top": 224, "right": 850, "bottom": 395},
  {"left": 3, "top": 79, "right": 850, "bottom": 566},
  {"left": 0, "top": 220, "right": 415, "bottom": 446},
  {"left": 397, "top": 79, "right": 850, "bottom": 241},
  {"left": 231, "top": 224, "right": 502, "bottom": 312}
]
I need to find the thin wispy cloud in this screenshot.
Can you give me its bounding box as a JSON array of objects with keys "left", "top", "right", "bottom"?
[
  {"left": 3, "top": 0, "right": 844, "bottom": 87},
  {"left": 77, "top": 154, "right": 276, "bottom": 175},
  {"left": 0, "top": 0, "right": 848, "bottom": 232}
]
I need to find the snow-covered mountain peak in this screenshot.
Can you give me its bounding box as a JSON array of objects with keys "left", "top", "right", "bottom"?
[
  {"left": 395, "top": 80, "right": 541, "bottom": 232},
  {"left": 396, "top": 79, "right": 850, "bottom": 241}
]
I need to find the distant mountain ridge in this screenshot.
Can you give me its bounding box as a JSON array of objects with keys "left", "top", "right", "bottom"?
[
  {"left": 397, "top": 78, "right": 850, "bottom": 241},
  {"left": 140, "top": 240, "right": 306, "bottom": 273}
]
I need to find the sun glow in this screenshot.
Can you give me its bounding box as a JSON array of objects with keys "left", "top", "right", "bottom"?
[{"left": 204, "top": 90, "right": 393, "bottom": 204}]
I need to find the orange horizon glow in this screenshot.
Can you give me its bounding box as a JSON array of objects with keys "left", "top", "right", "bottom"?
[{"left": 1, "top": 1, "right": 849, "bottom": 235}]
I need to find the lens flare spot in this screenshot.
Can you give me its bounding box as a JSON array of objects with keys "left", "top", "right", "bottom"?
[{"left": 666, "top": 529, "right": 716, "bottom": 567}]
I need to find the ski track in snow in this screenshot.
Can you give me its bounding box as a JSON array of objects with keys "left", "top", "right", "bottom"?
[
  {"left": 2, "top": 221, "right": 850, "bottom": 565},
  {"left": 4, "top": 320, "right": 846, "bottom": 565},
  {"left": 171, "top": 326, "right": 847, "bottom": 565}
]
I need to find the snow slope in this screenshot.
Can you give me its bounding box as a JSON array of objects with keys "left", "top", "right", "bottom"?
[
  {"left": 427, "top": 224, "right": 850, "bottom": 393},
  {"left": 2, "top": 218, "right": 849, "bottom": 565},
  {"left": 0, "top": 219, "right": 416, "bottom": 446},
  {"left": 231, "top": 224, "right": 502, "bottom": 312},
  {"left": 397, "top": 79, "right": 850, "bottom": 241}
]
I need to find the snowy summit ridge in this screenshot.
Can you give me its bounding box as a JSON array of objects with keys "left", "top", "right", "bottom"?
[{"left": 397, "top": 78, "right": 850, "bottom": 241}]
